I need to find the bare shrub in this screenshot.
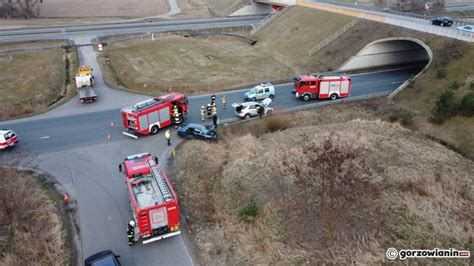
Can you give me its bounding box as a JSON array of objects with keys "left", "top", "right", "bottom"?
[
  {"left": 265, "top": 115, "right": 289, "bottom": 133},
  {"left": 0, "top": 0, "right": 40, "bottom": 18},
  {"left": 284, "top": 134, "right": 380, "bottom": 247},
  {"left": 0, "top": 167, "right": 67, "bottom": 265}
]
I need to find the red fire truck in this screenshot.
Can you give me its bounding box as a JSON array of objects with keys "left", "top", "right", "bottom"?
[
  {"left": 121, "top": 92, "right": 189, "bottom": 138},
  {"left": 119, "top": 153, "right": 180, "bottom": 244},
  {"left": 292, "top": 73, "right": 351, "bottom": 101}
]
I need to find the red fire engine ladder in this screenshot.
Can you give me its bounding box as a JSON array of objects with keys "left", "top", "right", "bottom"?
[{"left": 148, "top": 159, "right": 173, "bottom": 200}]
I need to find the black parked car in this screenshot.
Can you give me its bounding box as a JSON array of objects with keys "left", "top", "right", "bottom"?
[
  {"left": 431, "top": 17, "right": 453, "bottom": 27},
  {"left": 85, "top": 250, "right": 121, "bottom": 266},
  {"left": 177, "top": 123, "right": 218, "bottom": 142}
]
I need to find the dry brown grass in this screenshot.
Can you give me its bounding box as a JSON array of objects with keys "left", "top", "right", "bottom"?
[
  {"left": 171, "top": 101, "right": 474, "bottom": 265},
  {"left": 0, "top": 167, "right": 71, "bottom": 265},
  {"left": 0, "top": 41, "right": 76, "bottom": 120},
  {"left": 99, "top": 35, "right": 294, "bottom": 96},
  {"left": 38, "top": 0, "right": 169, "bottom": 18},
  {"left": 175, "top": 0, "right": 247, "bottom": 18},
  {"left": 254, "top": 6, "right": 353, "bottom": 71}
]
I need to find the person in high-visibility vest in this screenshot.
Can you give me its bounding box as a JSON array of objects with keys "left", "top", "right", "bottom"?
[
  {"left": 211, "top": 103, "right": 217, "bottom": 116},
  {"left": 165, "top": 129, "right": 172, "bottom": 146},
  {"left": 221, "top": 95, "right": 227, "bottom": 109},
  {"left": 127, "top": 220, "right": 136, "bottom": 246},
  {"left": 200, "top": 106, "right": 206, "bottom": 122},
  {"left": 173, "top": 106, "right": 180, "bottom": 128}
]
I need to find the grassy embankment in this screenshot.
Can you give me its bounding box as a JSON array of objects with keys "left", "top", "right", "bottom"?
[
  {"left": 174, "top": 0, "right": 248, "bottom": 18},
  {"left": 171, "top": 106, "right": 474, "bottom": 265},
  {"left": 0, "top": 167, "right": 73, "bottom": 265},
  {"left": 98, "top": 7, "right": 351, "bottom": 95},
  {"left": 0, "top": 41, "right": 77, "bottom": 121}
]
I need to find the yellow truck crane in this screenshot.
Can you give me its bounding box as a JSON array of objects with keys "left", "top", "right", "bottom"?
[{"left": 75, "top": 66, "right": 97, "bottom": 103}]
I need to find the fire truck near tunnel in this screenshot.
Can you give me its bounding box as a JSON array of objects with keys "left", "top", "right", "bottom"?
[
  {"left": 121, "top": 92, "right": 188, "bottom": 138},
  {"left": 293, "top": 73, "right": 351, "bottom": 101},
  {"left": 119, "top": 153, "right": 180, "bottom": 244}
]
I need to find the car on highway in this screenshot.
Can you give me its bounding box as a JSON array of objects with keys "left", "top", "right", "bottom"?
[
  {"left": 85, "top": 250, "right": 121, "bottom": 266},
  {"left": 177, "top": 123, "right": 218, "bottom": 141},
  {"left": 457, "top": 25, "right": 474, "bottom": 33},
  {"left": 232, "top": 98, "right": 273, "bottom": 119},
  {"left": 0, "top": 129, "right": 19, "bottom": 150},
  {"left": 431, "top": 17, "right": 453, "bottom": 27},
  {"left": 244, "top": 83, "right": 275, "bottom": 101}
]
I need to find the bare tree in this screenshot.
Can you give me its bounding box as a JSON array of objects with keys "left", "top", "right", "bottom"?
[
  {"left": 286, "top": 134, "right": 379, "bottom": 247},
  {"left": 0, "top": 0, "right": 39, "bottom": 18}
]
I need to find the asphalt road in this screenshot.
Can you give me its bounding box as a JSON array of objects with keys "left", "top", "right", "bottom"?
[
  {"left": 0, "top": 16, "right": 265, "bottom": 43},
  {"left": 1, "top": 66, "right": 421, "bottom": 156}
]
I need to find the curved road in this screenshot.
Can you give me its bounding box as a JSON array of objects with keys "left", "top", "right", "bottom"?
[{"left": 0, "top": 15, "right": 422, "bottom": 266}]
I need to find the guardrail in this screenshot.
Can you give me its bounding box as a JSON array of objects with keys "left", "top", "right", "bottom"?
[
  {"left": 308, "top": 17, "right": 362, "bottom": 55},
  {"left": 251, "top": 6, "right": 290, "bottom": 34},
  {"left": 311, "top": 0, "right": 472, "bottom": 25},
  {"left": 301, "top": 0, "right": 474, "bottom": 42}
]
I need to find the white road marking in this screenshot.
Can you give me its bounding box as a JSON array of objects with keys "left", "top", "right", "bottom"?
[
  {"left": 40, "top": 136, "right": 50, "bottom": 139},
  {"left": 391, "top": 81, "right": 404, "bottom": 84}
]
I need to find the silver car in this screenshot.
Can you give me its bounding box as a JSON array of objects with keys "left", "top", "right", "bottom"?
[{"left": 232, "top": 98, "right": 273, "bottom": 119}]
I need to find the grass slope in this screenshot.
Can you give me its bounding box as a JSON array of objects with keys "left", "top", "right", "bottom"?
[
  {"left": 0, "top": 168, "right": 72, "bottom": 265},
  {"left": 99, "top": 36, "right": 294, "bottom": 95},
  {"left": 171, "top": 106, "right": 473, "bottom": 265},
  {"left": 254, "top": 6, "right": 353, "bottom": 70},
  {"left": 0, "top": 41, "right": 76, "bottom": 120},
  {"left": 175, "top": 0, "right": 247, "bottom": 18}
]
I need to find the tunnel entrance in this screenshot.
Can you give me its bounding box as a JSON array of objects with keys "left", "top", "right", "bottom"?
[{"left": 339, "top": 37, "right": 432, "bottom": 72}]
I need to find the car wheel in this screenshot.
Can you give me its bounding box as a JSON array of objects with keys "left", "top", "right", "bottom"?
[
  {"left": 330, "top": 93, "right": 338, "bottom": 100},
  {"left": 251, "top": 97, "right": 256, "bottom": 102},
  {"left": 244, "top": 113, "right": 251, "bottom": 119},
  {"left": 269, "top": 94, "right": 274, "bottom": 99},
  {"left": 150, "top": 125, "right": 159, "bottom": 135},
  {"left": 303, "top": 94, "right": 310, "bottom": 101}
]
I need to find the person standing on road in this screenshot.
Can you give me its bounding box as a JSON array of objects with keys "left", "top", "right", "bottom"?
[
  {"left": 165, "top": 129, "right": 172, "bottom": 146},
  {"left": 206, "top": 104, "right": 212, "bottom": 119},
  {"left": 256, "top": 105, "right": 263, "bottom": 119},
  {"left": 127, "top": 220, "right": 135, "bottom": 247},
  {"left": 212, "top": 112, "right": 218, "bottom": 128},
  {"left": 221, "top": 95, "right": 227, "bottom": 109},
  {"left": 211, "top": 94, "right": 216, "bottom": 106},
  {"left": 200, "top": 105, "right": 206, "bottom": 122}
]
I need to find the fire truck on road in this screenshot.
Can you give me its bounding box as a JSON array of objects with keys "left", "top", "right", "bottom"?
[
  {"left": 119, "top": 153, "right": 180, "bottom": 244},
  {"left": 121, "top": 92, "right": 188, "bottom": 138},
  {"left": 293, "top": 73, "right": 351, "bottom": 101}
]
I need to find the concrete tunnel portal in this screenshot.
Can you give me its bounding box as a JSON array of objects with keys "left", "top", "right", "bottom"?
[{"left": 338, "top": 37, "right": 432, "bottom": 73}]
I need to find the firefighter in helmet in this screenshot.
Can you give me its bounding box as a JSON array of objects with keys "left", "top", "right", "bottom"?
[
  {"left": 200, "top": 105, "right": 206, "bottom": 122},
  {"left": 206, "top": 104, "right": 212, "bottom": 119},
  {"left": 173, "top": 105, "right": 180, "bottom": 128},
  {"left": 211, "top": 94, "right": 216, "bottom": 106},
  {"left": 221, "top": 95, "right": 227, "bottom": 109},
  {"left": 256, "top": 104, "right": 264, "bottom": 119},
  {"left": 211, "top": 103, "right": 217, "bottom": 116},
  {"left": 127, "top": 220, "right": 136, "bottom": 246}
]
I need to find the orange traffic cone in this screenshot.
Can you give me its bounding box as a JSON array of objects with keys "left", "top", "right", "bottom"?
[
  {"left": 63, "top": 194, "right": 70, "bottom": 203},
  {"left": 110, "top": 121, "right": 115, "bottom": 127},
  {"left": 107, "top": 134, "right": 111, "bottom": 141}
]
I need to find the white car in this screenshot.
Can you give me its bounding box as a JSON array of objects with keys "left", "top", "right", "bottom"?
[
  {"left": 244, "top": 83, "right": 275, "bottom": 102},
  {"left": 0, "top": 129, "right": 19, "bottom": 150},
  {"left": 458, "top": 25, "right": 474, "bottom": 33},
  {"left": 232, "top": 98, "right": 273, "bottom": 119}
]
